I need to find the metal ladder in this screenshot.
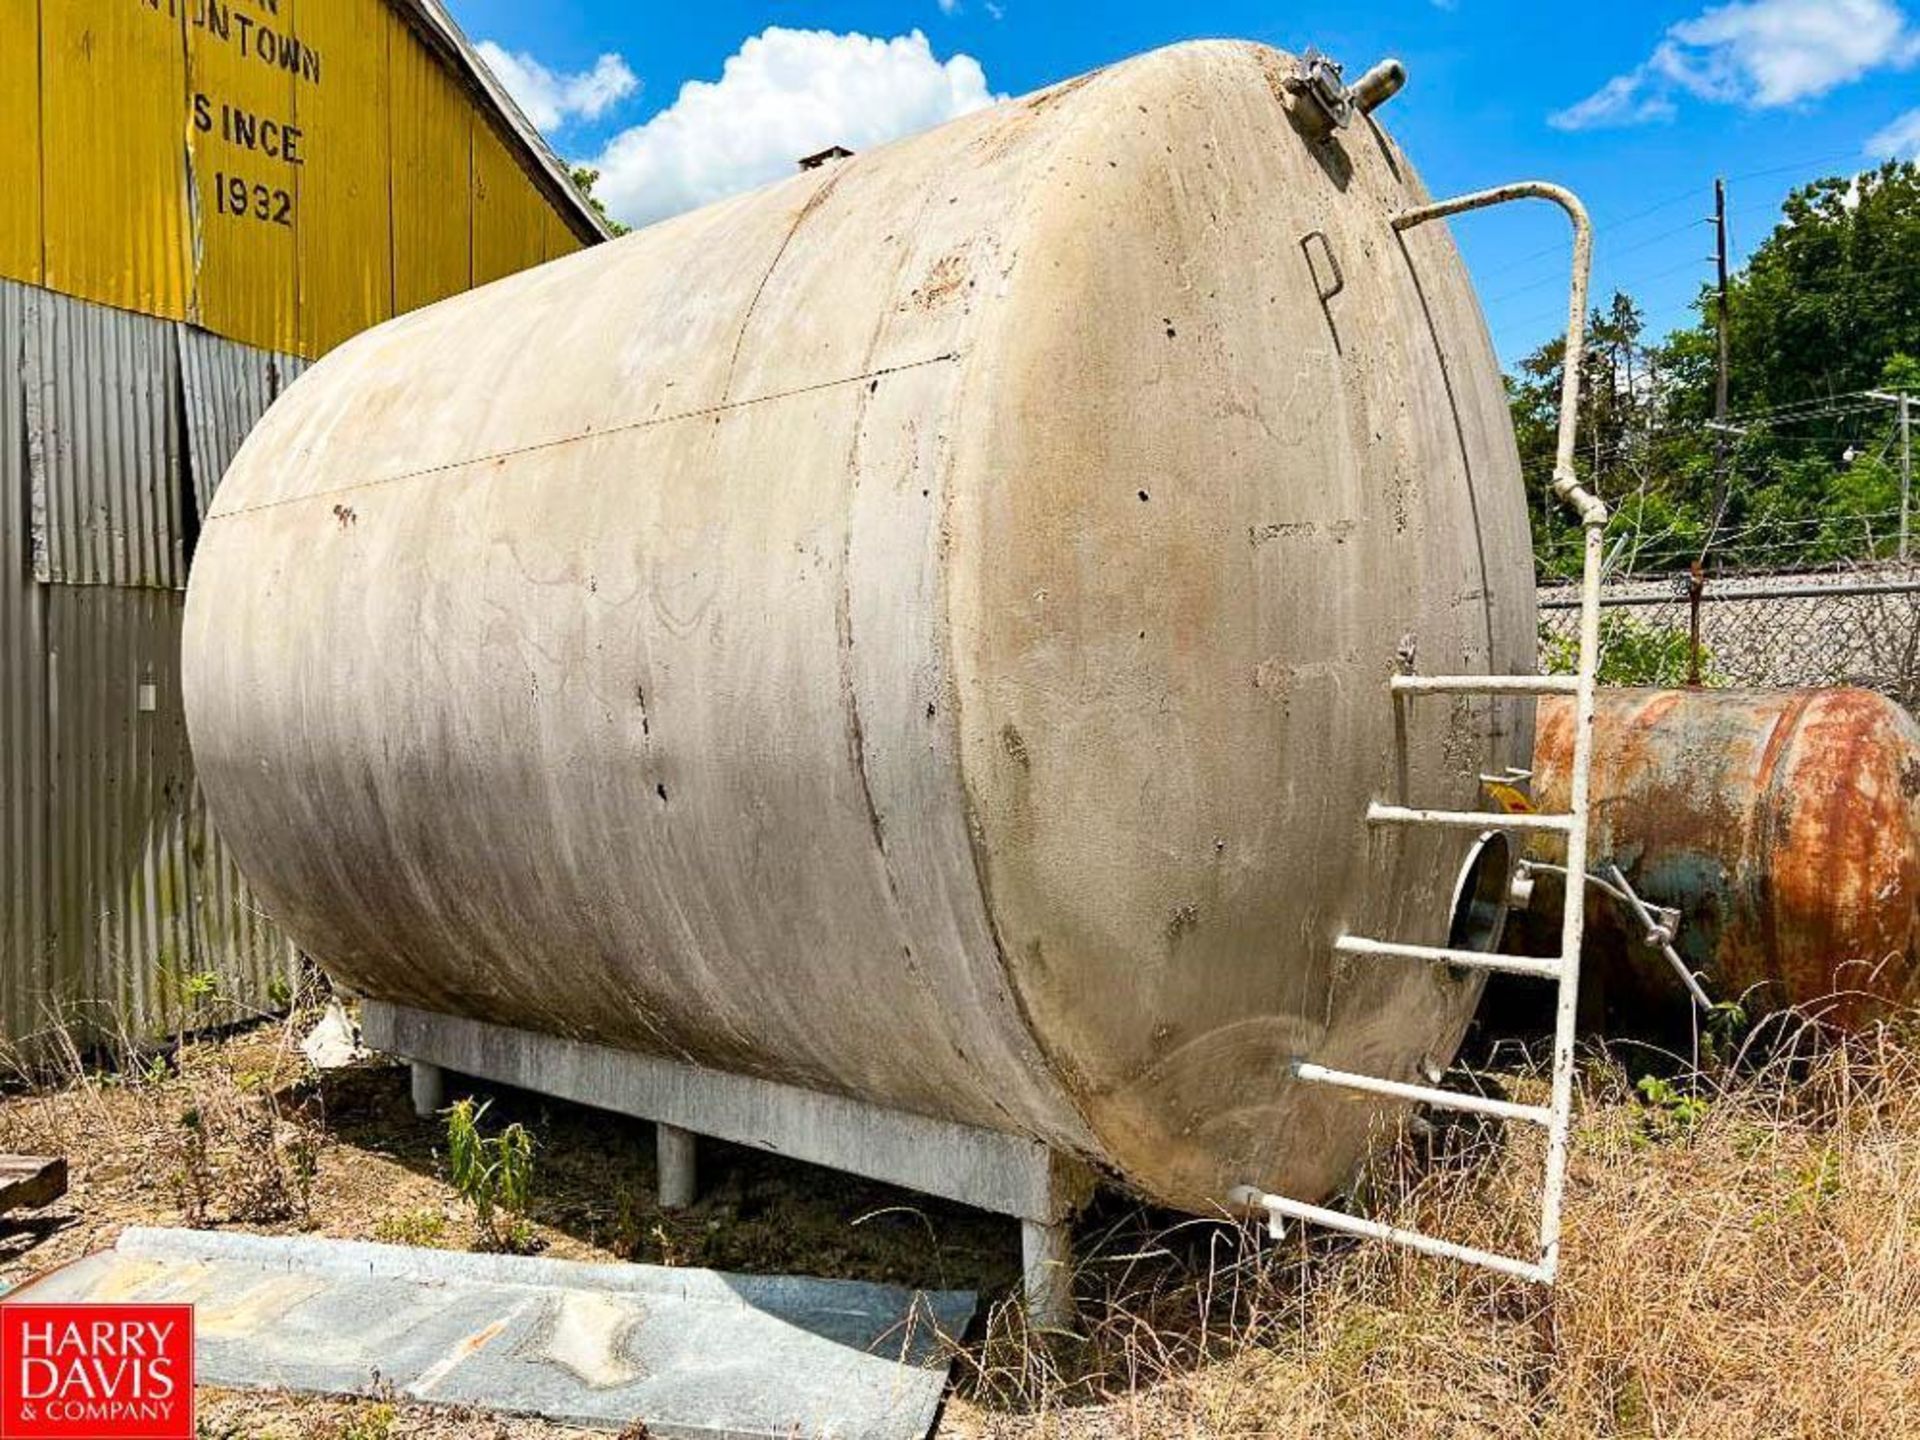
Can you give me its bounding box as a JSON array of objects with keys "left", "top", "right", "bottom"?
[{"left": 1235, "top": 183, "right": 1609, "bottom": 1285}]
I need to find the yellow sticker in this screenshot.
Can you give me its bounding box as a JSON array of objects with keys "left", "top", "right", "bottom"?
[{"left": 1482, "top": 780, "right": 1537, "bottom": 815}]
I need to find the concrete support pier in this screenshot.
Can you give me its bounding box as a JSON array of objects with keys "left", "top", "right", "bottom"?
[
  {"left": 657, "top": 1123, "right": 698, "bottom": 1209},
  {"left": 1021, "top": 1218, "right": 1076, "bottom": 1330},
  {"left": 409, "top": 1060, "right": 445, "bottom": 1119}
]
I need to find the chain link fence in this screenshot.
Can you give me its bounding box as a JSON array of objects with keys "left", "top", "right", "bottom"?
[{"left": 1538, "top": 565, "right": 1920, "bottom": 710}]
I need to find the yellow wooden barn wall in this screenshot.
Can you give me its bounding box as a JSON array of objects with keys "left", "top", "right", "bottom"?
[
  {"left": 0, "top": 0, "right": 42, "bottom": 286},
  {"left": 4, "top": 1, "right": 593, "bottom": 359}
]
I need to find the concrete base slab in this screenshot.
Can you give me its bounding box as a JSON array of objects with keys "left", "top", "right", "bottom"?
[{"left": 19, "top": 1228, "right": 975, "bottom": 1439}]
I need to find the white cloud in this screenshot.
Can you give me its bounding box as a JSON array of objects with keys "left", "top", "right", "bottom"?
[
  {"left": 937, "top": 0, "right": 960, "bottom": 13},
  {"left": 586, "top": 27, "right": 1002, "bottom": 230},
  {"left": 1868, "top": 106, "right": 1920, "bottom": 158},
  {"left": 1550, "top": 0, "right": 1920, "bottom": 131},
  {"left": 476, "top": 42, "right": 640, "bottom": 134},
  {"left": 1548, "top": 71, "right": 1678, "bottom": 130}
]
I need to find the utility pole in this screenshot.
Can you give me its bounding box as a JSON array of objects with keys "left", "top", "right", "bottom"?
[
  {"left": 1871, "top": 389, "right": 1914, "bottom": 562},
  {"left": 1714, "top": 179, "right": 1730, "bottom": 433},
  {"left": 1710, "top": 178, "right": 1731, "bottom": 540},
  {"left": 1697, "top": 179, "right": 1736, "bottom": 568}
]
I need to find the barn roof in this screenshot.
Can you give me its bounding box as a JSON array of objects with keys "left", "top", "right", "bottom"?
[{"left": 391, "top": 0, "right": 615, "bottom": 244}]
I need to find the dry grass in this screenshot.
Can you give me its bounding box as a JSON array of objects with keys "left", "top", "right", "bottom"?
[
  {"left": 3, "top": 1007, "right": 1916, "bottom": 1439},
  {"left": 950, "top": 1015, "right": 1920, "bottom": 1439}
]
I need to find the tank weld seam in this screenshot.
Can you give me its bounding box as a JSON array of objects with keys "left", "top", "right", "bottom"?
[
  {"left": 208, "top": 351, "right": 964, "bottom": 520},
  {"left": 721, "top": 167, "right": 848, "bottom": 404}
]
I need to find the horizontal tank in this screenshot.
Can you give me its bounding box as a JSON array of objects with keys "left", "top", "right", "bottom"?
[
  {"left": 1532, "top": 688, "right": 1920, "bottom": 1028},
  {"left": 183, "top": 41, "right": 1537, "bottom": 1212}
]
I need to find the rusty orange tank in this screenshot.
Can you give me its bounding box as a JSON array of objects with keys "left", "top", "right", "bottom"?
[{"left": 1531, "top": 687, "right": 1920, "bottom": 1028}]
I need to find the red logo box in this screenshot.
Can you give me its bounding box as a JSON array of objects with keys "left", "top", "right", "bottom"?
[{"left": 1, "top": 1304, "right": 194, "bottom": 1440}]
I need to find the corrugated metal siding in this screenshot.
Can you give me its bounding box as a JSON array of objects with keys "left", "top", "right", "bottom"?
[
  {"left": 185, "top": 0, "right": 302, "bottom": 357},
  {"left": 0, "top": 0, "right": 42, "bottom": 287},
  {"left": 46, "top": 585, "right": 197, "bottom": 1042},
  {"left": 7, "top": 2, "right": 597, "bottom": 359},
  {"left": 546, "top": 210, "right": 587, "bottom": 264},
  {"left": 0, "top": 280, "right": 57, "bottom": 1049},
  {"left": 297, "top": 0, "right": 398, "bottom": 357},
  {"left": 391, "top": 19, "right": 475, "bottom": 315},
  {"left": 24, "top": 290, "right": 185, "bottom": 590},
  {"left": 38, "top": 0, "right": 193, "bottom": 321},
  {"left": 178, "top": 326, "right": 308, "bottom": 520},
  {"left": 472, "top": 121, "right": 549, "bottom": 286},
  {"left": 2, "top": 284, "right": 298, "bottom": 1053},
  {"left": 188, "top": 776, "right": 296, "bottom": 1027}
]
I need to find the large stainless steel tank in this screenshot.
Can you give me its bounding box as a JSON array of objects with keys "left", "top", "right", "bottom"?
[{"left": 184, "top": 41, "right": 1537, "bottom": 1212}]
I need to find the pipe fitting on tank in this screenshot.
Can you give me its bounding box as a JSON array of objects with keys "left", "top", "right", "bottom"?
[
  {"left": 1351, "top": 59, "right": 1407, "bottom": 114},
  {"left": 1282, "top": 52, "right": 1407, "bottom": 139}
]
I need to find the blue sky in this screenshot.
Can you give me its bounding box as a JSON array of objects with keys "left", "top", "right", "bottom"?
[{"left": 448, "top": 1, "right": 1920, "bottom": 368}]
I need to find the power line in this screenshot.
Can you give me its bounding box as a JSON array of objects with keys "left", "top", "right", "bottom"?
[{"left": 1488, "top": 147, "right": 1862, "bottom": 276}]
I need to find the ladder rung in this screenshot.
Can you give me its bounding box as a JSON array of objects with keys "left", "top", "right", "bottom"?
[
  {"left": 1236, "top": 1188, "right": 1551, "bottom": 1284},
  {"left": 1367, "top": 803, "right": 1573, "bottom": 833},
  {"left": 1294, "top": 1062, "right": 1553, "bottom": 1125},
  {"left": 1391, "top": 674, "right": 1580, "bottom": 696},
  {"left": 1334, "top": 935, "right": 1566, "bottom": 980}
]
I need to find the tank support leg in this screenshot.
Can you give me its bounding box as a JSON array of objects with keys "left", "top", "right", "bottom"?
[
  {"left": 657, "top": 1123, "right": 698, "bottom": 1209},
  {"left": 1021, "top": 1218, "right": 1075, "bottom": 1329},
  {"left": 409, "top": 1060, "right": 445, "bottom": 1119}
]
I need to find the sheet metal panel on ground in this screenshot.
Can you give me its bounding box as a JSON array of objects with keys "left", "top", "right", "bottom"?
[{"left": 24, "top": 1229, "right": 974, "bottom": 1440}]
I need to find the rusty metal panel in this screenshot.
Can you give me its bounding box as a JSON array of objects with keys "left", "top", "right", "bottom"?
[
  {"left": 391, "top": 19, "right": 473, "bottom": 314},
  {"left": 297, "top": 0, "right": 396, "bottom": 356},
  {"left": 45, "top": 585, "right": 196, "bottom": 1042},
  {"left": 186, "top": 0, "right": 302, "bottom": 356},
  {"left": 0, "top": 280, "right": 59, "bottom": 1050},
  {"left": 23, "top": 289, "right": 185, "bottom": 589},
  {"left": 178, "top": 325, "right": 307, "bottom": 519},
  {"left": 0, "top": 0, "right": 42, "bottom": 288},
  {"left": 39, "top": 0, "right": 193, "bottom": 321},
  {"left": 472, "top": 121, "right": 549, "bottom": 287}
]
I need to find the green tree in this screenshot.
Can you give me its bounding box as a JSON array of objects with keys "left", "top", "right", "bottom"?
[
  {"left": 1510, "top": 161, "right": 1920, "bottom": 578},
  {"left": 569, "top": 165, "right": 631, "bottom": 238}
]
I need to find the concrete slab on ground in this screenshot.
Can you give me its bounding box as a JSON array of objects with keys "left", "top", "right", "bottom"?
[{"left": 13, "top": 1228, "right": 975, "bottom": 1438}]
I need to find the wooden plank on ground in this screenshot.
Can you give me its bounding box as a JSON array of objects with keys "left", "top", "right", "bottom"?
[{"left": 0, "top": 1156, "right": 67, "bottom": 1216}]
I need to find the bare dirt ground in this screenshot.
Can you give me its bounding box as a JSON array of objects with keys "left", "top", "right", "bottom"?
[{"left": 2, "top": 1005, "right": 1916, "bottom": 1439}]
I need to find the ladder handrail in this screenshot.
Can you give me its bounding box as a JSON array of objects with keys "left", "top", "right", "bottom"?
[{"left": 1243, "top": 181, "right": 1608, "bottom": 1285}]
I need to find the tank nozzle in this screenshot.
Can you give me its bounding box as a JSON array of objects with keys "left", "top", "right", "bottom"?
[{"left": 1352, "top": 59, "right": 1407, "bottom": 115}]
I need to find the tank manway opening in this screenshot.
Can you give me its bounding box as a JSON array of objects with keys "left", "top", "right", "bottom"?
[{"left": 1447, "top": 832, "right": 1514, "bottom": 956}]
